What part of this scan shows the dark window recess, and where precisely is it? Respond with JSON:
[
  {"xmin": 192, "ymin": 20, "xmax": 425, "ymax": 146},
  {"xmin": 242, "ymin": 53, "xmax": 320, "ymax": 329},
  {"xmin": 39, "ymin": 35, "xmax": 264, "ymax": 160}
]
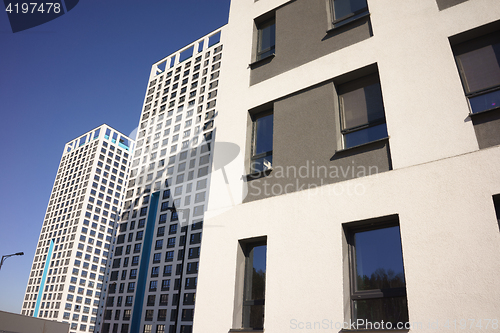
[{"xmin": 338, "ymin": 73, "xmax": 388, "ymax": 149}]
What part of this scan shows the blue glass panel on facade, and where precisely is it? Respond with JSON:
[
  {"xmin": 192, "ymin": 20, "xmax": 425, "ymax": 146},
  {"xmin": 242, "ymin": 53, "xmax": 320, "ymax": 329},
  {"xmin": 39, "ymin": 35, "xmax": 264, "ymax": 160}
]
[{"xmin": 34, "ymin": 240, "xmax": 54, "ymax": 317}]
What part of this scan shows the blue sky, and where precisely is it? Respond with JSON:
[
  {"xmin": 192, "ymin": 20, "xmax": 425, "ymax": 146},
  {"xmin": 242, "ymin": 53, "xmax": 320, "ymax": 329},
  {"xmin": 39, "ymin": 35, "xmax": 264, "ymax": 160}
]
[{"xmin": 0, "ymin": 0, "xmax": 230, "ymax": 314}]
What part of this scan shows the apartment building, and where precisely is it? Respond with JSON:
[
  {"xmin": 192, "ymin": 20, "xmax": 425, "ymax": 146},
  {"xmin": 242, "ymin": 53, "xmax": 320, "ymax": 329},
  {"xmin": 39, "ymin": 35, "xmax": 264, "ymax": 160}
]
[
  {"xmin": 100, "ymin": 28, "xmax": 224, "ymax": 333},
  {"xmin": 21, "ymin": 124, "xmax": 134, "ymax": 333},
  {"xmin": 194, "ymin": 0, "xmax": 500, "ymax": 332}
]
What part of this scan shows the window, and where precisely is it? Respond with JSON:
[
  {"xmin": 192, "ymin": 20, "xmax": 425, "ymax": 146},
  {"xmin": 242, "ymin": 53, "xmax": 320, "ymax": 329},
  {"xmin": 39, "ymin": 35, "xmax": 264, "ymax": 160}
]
[
  {"xmin": 158, "ymin": 311, "xmax": 167, "ymax": 322},
  {"xmin": 132, "ymin": 256, "xmax": 139, "ymax": 266},
  {"xmin": 190, "ymin": 233, "xmax": 201, "ymax": 245},
  {"xmin": 256, "ymin": 18, "xmax": 275, "ymax": 61},
  {"xmin": 251, "ymin": 111, "xmax": 273, "ymax": 173},
  {"xmin": 240, "ymin": 238, "xmax": 267, "ymax": 330},
  {"xmin": 183, "ymin": 293, "xmax": 195, "ymax": 305},
  {"xmin": 338, "ymin": 73, "xmax": 388, "ymax": 149},
  {"xmin": 329, "ymin": 0, "xmax": 368, "ymax": 28},
  {"xmin": 452, "ymin": 31, "xmax": 500, "ymax": 114},
  {"xmin": 145, "ymin": 310, "xmax": 154, "ymax": 321},
  {"xmin": 344, "ymin": 217, "xmax": 408, "ymax": 327},
  {"xmin": 162, "ymin": 279, "xmax": 170, "ymax": 291},
  {"xmin": 185, "ymin": 277, "xmax": 197, "ymax": 290},
  {"xmin": 159, "ymin": 294, "xmax": 168, "ymax": 306},
  {"xmin": 123, "ymin": 309, "xmax": 131, "ymax": 320},
  {"xmin": 181, "ymin": 309, "xmax": 194, "ymax": 321}
]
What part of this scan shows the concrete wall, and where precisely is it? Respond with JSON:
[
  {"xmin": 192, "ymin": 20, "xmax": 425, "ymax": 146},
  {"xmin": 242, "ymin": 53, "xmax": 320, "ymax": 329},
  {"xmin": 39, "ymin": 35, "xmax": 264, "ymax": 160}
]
[
  {"xmin": 198, "ymin": 149, "xmax": 500, "ymax": 332},
  {"xmin": 194, "ymin": 0, "xmax": 500, "ymax": 332},
  {"xmin": 0, "ymin": 311, "xmax": 69, "ymax": 333},
  {"xmin": 244, "ymin": 80, "xmax": 391, "ymax": 203},
  {"xmin": 250, "ymin": 0, "xmax": 372, "ymax": 85}
]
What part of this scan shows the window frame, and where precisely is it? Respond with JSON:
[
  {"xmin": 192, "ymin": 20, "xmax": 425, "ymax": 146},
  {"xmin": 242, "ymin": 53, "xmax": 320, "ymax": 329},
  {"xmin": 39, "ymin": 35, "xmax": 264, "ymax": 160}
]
[
  {"xmin": 255, "ymin": 17, "xmax": 276, "ymax": 62},
  {"xmin": 239, "ymin": 236, "xmax": 267, "ymax": 331},
  {"xmin": 337, "ymin": 72, "xmax": 388, "ymax": 150},
  {"xmin": 344, "ymin": 216, "xmax": 408, "ymax": 327},
  {"xmin": 452, "ymin": 31, "xmax": 500, "ymax": 115},
  {"xmin": 250, "ymin": 110, "xmax": 274, "ymax": 174},
  {"xmin": 328, "ymin": 0, "xmax": 369, "ymax": 30}
]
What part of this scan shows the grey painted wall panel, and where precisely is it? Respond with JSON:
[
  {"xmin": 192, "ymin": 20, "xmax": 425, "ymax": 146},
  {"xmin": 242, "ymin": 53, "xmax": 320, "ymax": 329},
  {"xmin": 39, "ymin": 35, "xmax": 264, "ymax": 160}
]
[
  {"xmin": 250, "ymin": 0, "xmax": 372, "ymax": 85},
  {"xmin": 472, "ymin": 111, "xmax": 500, "ymax": 149},
  {"xmin": 244, "ymin": 82, "xmax": 391, "ymax": 203}
]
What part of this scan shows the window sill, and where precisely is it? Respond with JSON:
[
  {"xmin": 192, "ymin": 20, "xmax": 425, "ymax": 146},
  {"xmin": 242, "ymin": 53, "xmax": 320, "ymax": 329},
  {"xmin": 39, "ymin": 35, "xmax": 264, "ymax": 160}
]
[
  {"xmin": 245, "ymin": 168, "xmax": 273, "ymax": 181},
  {"xmin": 327, "ymin": 11, "xmax": 370, "ymax": 33},
  {"xmin": 249, "ymin": 54, "xmax": 275, "ymax": 69},
  {"xmin": 334, "ymin": 137, "xmax": 389, "ymax": 155}
]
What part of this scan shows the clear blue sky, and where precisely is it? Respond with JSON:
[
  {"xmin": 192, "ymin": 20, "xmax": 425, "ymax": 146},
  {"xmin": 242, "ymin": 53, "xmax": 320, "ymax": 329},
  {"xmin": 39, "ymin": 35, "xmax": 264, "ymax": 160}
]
[{"xmin": 0, "ymin": 0, "xmax": 230, "ymax": 314}]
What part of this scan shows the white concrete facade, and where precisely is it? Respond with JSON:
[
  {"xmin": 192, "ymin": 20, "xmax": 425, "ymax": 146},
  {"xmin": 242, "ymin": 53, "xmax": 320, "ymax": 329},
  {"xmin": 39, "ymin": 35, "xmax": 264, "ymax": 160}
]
[
  {"xmin": 21, "ymin": 124, "xmax": 134, "ymax": 333},
  {"xmin": 194, "ymin": 0, "xmax": 500, "ymax": 332}
]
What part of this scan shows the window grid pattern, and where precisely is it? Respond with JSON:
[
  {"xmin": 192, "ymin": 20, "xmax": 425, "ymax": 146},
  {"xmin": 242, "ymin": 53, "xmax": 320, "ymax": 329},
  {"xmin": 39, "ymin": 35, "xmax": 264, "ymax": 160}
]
[
  {"xmin": 21, "ymin": 124, "xmax": 134, "ymax": 333},
  {"xmin": 101, "ymin": 30, "xmax": 223, "ymax": 333}
]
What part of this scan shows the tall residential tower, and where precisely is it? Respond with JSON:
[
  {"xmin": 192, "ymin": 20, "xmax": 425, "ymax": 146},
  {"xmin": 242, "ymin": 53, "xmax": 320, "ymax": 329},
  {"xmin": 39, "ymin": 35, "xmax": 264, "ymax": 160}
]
[
  {"xmin": 21, "ymin": 124, "xmax": 134, "ymax": 333},
  {"xmin": 100, "ymin": 28, "xmax": 224, "ymax": 333}
]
